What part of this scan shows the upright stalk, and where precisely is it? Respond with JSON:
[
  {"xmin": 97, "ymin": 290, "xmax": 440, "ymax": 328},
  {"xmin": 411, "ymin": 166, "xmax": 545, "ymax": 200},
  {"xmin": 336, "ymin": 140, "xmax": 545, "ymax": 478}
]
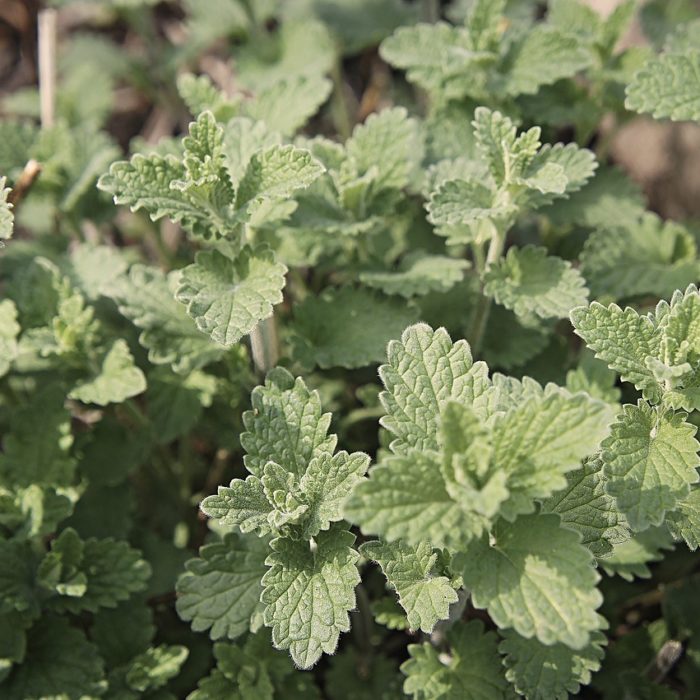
[
  {"xmin": 250, "ymin": 315, "xmax": 279, "ymax": 375},
  {"xmin": 38, "ymin": 9, "xmax": 58, "ymax": 128},
  {"xmin": 469, "ymin": 230, "xmax": 506, "ymax": 354}
]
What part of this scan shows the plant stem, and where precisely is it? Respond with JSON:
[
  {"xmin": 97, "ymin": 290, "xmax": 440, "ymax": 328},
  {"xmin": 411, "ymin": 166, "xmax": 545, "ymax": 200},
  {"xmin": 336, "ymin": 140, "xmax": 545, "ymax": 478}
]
[
  {"xmin": 469, "ymin": 231, "xmax": 505, "ymax": 354},
  {"xmin": 423, "ymin": 0, "xmax": 440, "ymax": 22},
  {"xmin": 250, "ymin": 315, "xmax": 279, "ymax": 375},
  {"xmin": 330, "ymin": 57, "xmax": 354, "ymax": 141},
  {"xmin": 38, "ymin": 9, "xmax": 58, "ymax": 128}
]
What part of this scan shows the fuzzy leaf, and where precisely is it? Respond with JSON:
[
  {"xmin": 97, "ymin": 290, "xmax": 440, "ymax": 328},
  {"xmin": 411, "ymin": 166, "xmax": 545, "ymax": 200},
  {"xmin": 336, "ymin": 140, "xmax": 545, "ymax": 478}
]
[
  {"xmin": 68, "ymin": 339, "xmax": 146, "ymax": 406},
  {"xmin": 379, "ymin": 324, "xmax": 490, "ymax": 454},
  {"xmin": 359, "ymin": 254, "xmax": 469, "ymax": 298},
  {"xmin": 108, "ymin": 265, "xmax": 225, "ymax": 374},
  {"xmin": 601, "ymin": 402, "xmax": 700, "ymax": 531},
  {"xmin": 485, "ymin": 245, "xmax": 589, "ymax": 321},
  {"xmin": 344, "ymin": 451, "xmax": 489, "ymax": 549},
  {"xmin": 501, "ymin": 26, "xmax": 592, "ymax": 96},
  {"xmin": 402, "ymin": 620, "xmax": 509, "ymax": 700},
  {"xmin": 667, "ymin": 487, "xmax": 700, "ymax": 550},
  {"xmin": 360, "ymin": 540, "xmax": 458, "ymax": 633},
  {"xmin": 460, "ymin": 513, "xmax": 602, "ymax": 648},
  {"xmin": 500, "ymin": 629, "xmax": 606, "ymax": 700},
  {"xmin": 0, "ymin": 300, "xmax": 20, "ymax": 378},
  {"xmin": 291, "ymin": 287, "xmax": 418, "ymax": 369},
  {"xmin": 261, "ymin": 526, "xmax": 359, "ymax": 669},
  {"xmin": 175, "ymin": 245, "xmax": 287, "ymax": 347},
  {"xmin": 241, "ymin": 368, "xmax": 336, "ymax": 478},
  {"xmin": 125, "ymin": 644, "xmax": 188, "ymax": 693},
  {"xmin": 176, "ymin": 532, "xmax": 267, "ymax": 640},
  {"xmin": 626, "ymin": 51, "xmax": 700, "ymax": 121},
  {"xmin": 599, "ymin": 527, "xmax": 675, "ymax": 580},
  {"xmin": 542, "ymin": 458, "xmax": 629, "ymax": 557},
  {"xmin": 570, "ymin": 302, "xmax": 662, "ymax": 398}
]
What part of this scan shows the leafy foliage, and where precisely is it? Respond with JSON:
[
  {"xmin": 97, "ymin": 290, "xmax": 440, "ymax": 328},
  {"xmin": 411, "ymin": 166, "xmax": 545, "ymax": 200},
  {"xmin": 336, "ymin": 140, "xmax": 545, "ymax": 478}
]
[{"xmin": 2, "ymin": 0, "xmax": 700, "ymax": 697}]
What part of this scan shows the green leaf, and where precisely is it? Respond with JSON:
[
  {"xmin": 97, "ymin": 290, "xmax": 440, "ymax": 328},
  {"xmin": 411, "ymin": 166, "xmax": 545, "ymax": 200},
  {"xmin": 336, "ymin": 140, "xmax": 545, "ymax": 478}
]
[
  {"xmin": 92, "ymin": 599, "xmax": 155, "ymax": 668},
  {"xmin": 402, "ymin": 620, "xmax": 509, "ymax": 700},
  {"xmin": 245, "ymin": 75, "xmax": 333, "ymax": 136},
  {"xmin": 176, "ymin": 533, "xmax": 268, "ymax": 640},
  {"xmin": 241, "ymin": 368, "xmax": 336, "ymax": 478},
  {"xmin": 344, "ymin": 107, "xmax": 424, "ymax": 192},
  {"xmin": 599, "ymin": 527, "xmax": 675, "ymax": 580},
  {"xmin": 0, "ymin": 299, "xmax": 20, "ymax": 378},
  {"xmin": 570, "ymin": 302, "xmax": 662, "ymax": 398},
  {"xmin": 0, "ymin": 177, "xmax": 13, "ymax": 240},
  {"xmin": 500, "ymin": 629, "xmax": 606, "ymax": 700},
  {"xmin": 491, "ymin": 390, "xmax": 613, "ymax": 519},
  {"xmin": 67, "ymin": 244, "xmax": 128, "ymax": 301},
  {"xmin": 175, "ymin": 245, "xmax": 287, "ymax": 347},
  {"xmin": 235, "ymin": 144, "xmax": 325, "ymax": 210},
  {"xmin": 427, "ymin": 179, "xmax": 508, "ymax": 227},
  {"xmin": 459, "ymin": 513, "xmax": 602, "ymax": 648},
  {"xmin": 581, "ymin": 214, "xmax": 699, "ymax": 300},
  {"xmin": 601, "ymin": 402, "xmax": 700, "ymax": 531},
  {"xmin": 542, "ymin": 458, "xmax": 629, "ymax": 557},
  {"xmin": 107, "ymin": 265, "xmax": 225, "ymax": 374},
  {"xmin": 68, "ymin": 339, "xmax": 147, "ymax": 406},
  {"xmin": 626, "ymin": 50, "xmax": 700, "ymax": 121},
  {"xmin": 667, "ymin": 487, "xmax": 700, "ymax": 550},
  {"xmin": 2, "ymin": 616, "xmax": 106, "ymax": 700},
  {"xmin": 125, "ymin": 644, "xmax": 188, "ymax": 693},
  {"xmin": 359, "ymin": 253, "xmax": 469, "ymax": 298},
  {"xmin": 360, "ymin": 540, "xmax": 458, "ymax": 633},
  {"xmin": 291, "ymin": 287, "xmax": 418, "ymax": 369},
  {"xmin": 484, "ymin": 245, "xmax": 589, "ymax": 321},
  {"xmin": 299, "ymin": 451, "xmax": 370, "ymax": 538},
  {"xmin": 200, "ymin": 474, "xmax": 274, "ymax": 535},
  {"xmin": 379, "ymin": 324, "xmax": 490, "ymax": 454},
  {"xmin": 261, "ymin": 526, "xmax": 359, "ymax": 669},
  {"xmin": 344, "ymin": 451, "xmax": 488, "ymax": 549},
  {"xmin": 0, "ymin": 540, "xmax": 38, "ymax": 617},
  {"xmin": 501, "ymin": 26, "xmax": 592, "ymax": 96}
]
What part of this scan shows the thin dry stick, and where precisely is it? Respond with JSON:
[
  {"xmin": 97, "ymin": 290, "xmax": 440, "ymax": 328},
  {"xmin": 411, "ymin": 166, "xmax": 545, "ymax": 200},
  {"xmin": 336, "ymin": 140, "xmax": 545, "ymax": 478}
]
[
  {"xmin": 8, "ymin": 159, "xmax": 42, "ymax": 207},
  {"xmin": 38, "ymin": 8, "xmax": 58, "ymax": 128}
]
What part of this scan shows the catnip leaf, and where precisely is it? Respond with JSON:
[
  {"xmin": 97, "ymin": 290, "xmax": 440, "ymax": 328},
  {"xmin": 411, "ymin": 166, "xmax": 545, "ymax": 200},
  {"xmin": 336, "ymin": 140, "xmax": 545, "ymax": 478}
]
[
  {"xmin": 125, "ymin": 644, "xmax": 188, "ymax": 693},
  {"xmin": 344, "ymin": 451, "xmax": 489, "ymax": 549},
  {"xmin": 601, "ymin": 402, "xmax": 700, "ymax": 531},
  {"xmin": 235, "ymin": 144, "xmax": 324, "ymax": 211},
  {"xmin": 66, "ymin": 244, "xmax": 128, "ymax": 301},
  {"xmin": 460, "ymin": 513, "xmax": 602, "ymax": 648},
  {"xmin": 261, "ymin": 526, "xmax": 359, "ymax": 669},
  {"xmin": 484, "ymin": 245, "xmax": 589, "ymax": 321},
  {"xmin": 200, "ymin": 475, "xmax": 273, "ymax": 534},
  {"xmin": 666, "ymin": 487, "xmax": 700, "ymax": 550},
  {"xmin": 599, "ymin": 527, "xmax": 675, "ymax": 580},
  {"xmin": 291, "ymin": 287, "xmax": 418, "ymax": 369},
  {"xmin": 379, "ymin": 324, "xmax": 490, "ymax": 454},
  {"xmin": 69, "ymin": 339, "xmax": 147, "ymax": 406},
  {"xmin": 359, "ymin": 253, "xmax": 469, "ymax": 298},
  {"xmin": 491, "ymin": 391, "xmax": 612, "ymax": 519},
  {"xmin": 542, "ymin": 458, "xmax": 629, "ymax": 557},
  {"xmin": 570, "ymin": 302, "xmax": 662, "ymax": 398},
  {"xmin": 0, "ymin": 540, "xmax": 38, "ymax": 617},
  {"xmin": 245, "ymin": 74, "xmax": 333, "ymax": 136},
  {"xmin": 176, "ymin": 533, "xmax": 268, "ymax": 640},
  {"xmin": 240, "ymin": 368, "xmax": 336, "ymax": 478},
  {"xmin": 299, "ymin": 451, "xmax": 370, "ymax": 538},
  {"xmin": 0, "ymin": 299, "xmax": 20, "ymax": 378},
  {"xmin": 0, "ymin": 177, "xmax": 13, "ymax": 240},
  {"xmin": 2, "ymin": 616, "xmax": 106, "ymax": 700},
  {"xmin": 360, "ymin": 540, "xmax": 458, "ymax": 633},
  {"xmin": 402, "ymin": 620, "xmax": 509, "ymax": 700},
  {"xmin": 626, "ymin": 51, "xmax": 700, "ymax": 121},
  {"xmin": 427, "ymin": 179, "xmax": 508, "ymax": 227},
  {"xmin": 500, "ymin": 629, "xmax": 607, "ymax": 700},
  {"xmin": 107, "ymin": 265, "xmax": 225, "ymax": 374},
  {"xmin": 581, "ymin": 214, "xmax": 700, "ymax": 300},
  {"xmin": 501, "ymin": 26, "xmax": 592, "ymax": 96},
  {"xmin": 344, "ymin": 107, "xmax": 424, "ymax": 192},
  {"xmin": 175, "ymin": 245, "xmax": 287, "ymax": 347}
]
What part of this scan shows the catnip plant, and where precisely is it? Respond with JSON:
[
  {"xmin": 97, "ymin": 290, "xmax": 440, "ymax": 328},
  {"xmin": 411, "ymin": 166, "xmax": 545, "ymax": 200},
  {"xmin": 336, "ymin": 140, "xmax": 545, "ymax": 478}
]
[{"xmin": 0, "ymin": 0, "xmax": 699, "ymax": 698}]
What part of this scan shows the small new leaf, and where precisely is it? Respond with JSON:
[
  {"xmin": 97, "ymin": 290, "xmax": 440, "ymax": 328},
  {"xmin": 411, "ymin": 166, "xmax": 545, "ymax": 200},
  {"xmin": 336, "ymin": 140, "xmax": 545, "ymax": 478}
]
[{"xmin": 360, "ymin": 540, "xmax": 458, "ymax": 633}]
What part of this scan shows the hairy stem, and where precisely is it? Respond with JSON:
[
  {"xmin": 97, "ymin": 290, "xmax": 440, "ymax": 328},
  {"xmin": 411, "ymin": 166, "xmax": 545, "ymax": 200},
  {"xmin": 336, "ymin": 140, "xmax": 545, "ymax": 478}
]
[
  {"xmin": 469, "ymin": 230, "xmax": 505, "ymax": 354},
  {"xmin": 38, "ymin": 9, "xmax": 58, "ymax": 128},
  {"xmin": 250, "ymin": 315, "xmax": 279, "ymax": 375}
]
